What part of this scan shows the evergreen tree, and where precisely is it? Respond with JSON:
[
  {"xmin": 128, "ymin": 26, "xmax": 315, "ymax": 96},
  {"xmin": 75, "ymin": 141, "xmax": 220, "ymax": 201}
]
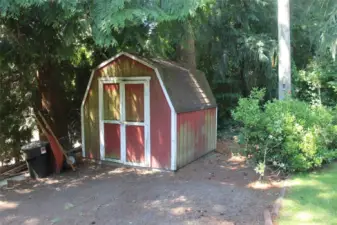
[{"xmin": 0, "ymin": 0, "xmax": 211, "ymax": 159}]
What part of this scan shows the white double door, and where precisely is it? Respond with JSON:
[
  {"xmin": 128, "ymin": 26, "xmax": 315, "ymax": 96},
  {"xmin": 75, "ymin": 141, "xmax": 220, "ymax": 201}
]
[{"xmin": 99, "ymin": 77, "xmax": 150, "ymax": 166}]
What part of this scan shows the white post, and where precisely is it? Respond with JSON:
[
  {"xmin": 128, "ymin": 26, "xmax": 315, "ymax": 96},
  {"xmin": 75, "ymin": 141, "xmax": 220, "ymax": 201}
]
[{"xmin": 278, "ymin": 0, "xmax": 291, "ymax": 100}]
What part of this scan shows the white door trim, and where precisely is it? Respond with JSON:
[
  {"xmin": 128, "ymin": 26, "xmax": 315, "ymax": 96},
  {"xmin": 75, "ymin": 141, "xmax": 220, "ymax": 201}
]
[
  {"xmin": 99, "ymin": 80, "xmax": 105, "ymax": 161},
  {"xmin": 98, "ymin": 77, "xmax": 151, "ymax": 167},
  {"xmin": 101, "ymin": 77, "xmax": 151, "ymax": 82}
]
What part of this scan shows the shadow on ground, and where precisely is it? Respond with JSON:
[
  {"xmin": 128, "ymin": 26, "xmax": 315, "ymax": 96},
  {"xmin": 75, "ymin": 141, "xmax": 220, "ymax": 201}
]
[{"xmin": 0, "ymin": 141, "xmax": 281, "ymax": 225}]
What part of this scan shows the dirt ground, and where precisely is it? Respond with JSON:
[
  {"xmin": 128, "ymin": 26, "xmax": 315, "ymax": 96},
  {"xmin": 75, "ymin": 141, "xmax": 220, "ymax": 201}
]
[{"xmin": 0, "ymin": 140, "xmax": 281, "ymax": 225}]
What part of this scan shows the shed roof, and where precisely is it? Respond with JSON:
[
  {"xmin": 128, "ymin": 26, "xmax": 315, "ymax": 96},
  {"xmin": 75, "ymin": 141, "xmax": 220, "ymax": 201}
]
[{"xmin": 91, "ymin": 52, "xmax": 217, "ymax": 113}]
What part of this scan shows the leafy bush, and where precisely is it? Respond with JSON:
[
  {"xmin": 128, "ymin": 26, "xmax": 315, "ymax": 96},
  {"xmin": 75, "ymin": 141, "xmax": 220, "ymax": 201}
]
[
  {"xmin": 233, "ymin": 89, "xmax": 337, "ymax": 175},
  {"xmin": 294, "ymin": 56, "xmax": 337, "ymax": 106}
]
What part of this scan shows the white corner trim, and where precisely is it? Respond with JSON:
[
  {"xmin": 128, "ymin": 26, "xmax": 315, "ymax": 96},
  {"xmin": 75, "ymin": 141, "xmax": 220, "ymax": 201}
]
[
  {"xmin": 81, "ymin": 70, "xmax": 95, "ymax": 110},
  {"xmin": 81, "ymin": 106, "xmax": 85, "ymax": 157},
  {"xmin": 120, "ymin": 82, "xmax": 127, "ymax": 163},
  {"xmin": 170, "ymin": 111, "xmax": 177, "ymax": 171},
  {"xmin": 96, "ymin": 52, "xmax": 126, "ymax": 70},
  {"xmin": 98, "ymin": 80, "xmax": 105, "ymax": 160},
  {"xmin": 80, "ymin": 70, "xmax": 95, "ymax": 158},
  {"xmin": 215, "ymin": 107, "xmax": 218, "ymax": 150},
  {"xmin": 145, "ymin": 80, "xmax": 151, "ymax": 167}
]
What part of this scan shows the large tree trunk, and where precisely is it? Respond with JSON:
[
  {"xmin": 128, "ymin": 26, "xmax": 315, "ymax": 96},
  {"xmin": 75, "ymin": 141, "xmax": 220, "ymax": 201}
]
[
  {"xmin": 278, "ymin": 0, "xmax": 291, "ymax": 99},
  {"xmin": 176, "ymin": 20, "xmax": 197, "ymax": 72},
  {"xmin": 239, "ymin": 62, "xmax": 249, "ymax": 97},
  {"xmin": 35, "ymin": 61, "xmax": 69, "ymax": 141}
]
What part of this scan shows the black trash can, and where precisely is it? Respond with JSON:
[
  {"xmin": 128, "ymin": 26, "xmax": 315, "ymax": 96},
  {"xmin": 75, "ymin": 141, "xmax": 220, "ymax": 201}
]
[{"xmin": 21, "ymin": 141, "xmax": 52, "ymax": 179}]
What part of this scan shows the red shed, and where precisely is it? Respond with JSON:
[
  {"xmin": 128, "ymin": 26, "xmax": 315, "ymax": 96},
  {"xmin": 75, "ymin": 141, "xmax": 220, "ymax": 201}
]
[{"xmin": 81, "ymin": 52, "xmax": 217, "ymax": 170}]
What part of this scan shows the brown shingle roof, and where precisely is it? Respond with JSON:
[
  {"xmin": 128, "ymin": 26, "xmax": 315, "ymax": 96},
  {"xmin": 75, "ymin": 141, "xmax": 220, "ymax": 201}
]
[
  {"xmin": 149, "ymin": 58, "xmax": 217, "ymax": 113},
  {"xmin": 93, "ymin": 52, "xmax": 217, "ymax": 113}
]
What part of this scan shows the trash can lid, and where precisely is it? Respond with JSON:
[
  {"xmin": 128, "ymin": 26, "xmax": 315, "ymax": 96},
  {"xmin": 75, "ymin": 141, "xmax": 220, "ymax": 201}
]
[{"xmin": 21, "ymin": 141, "xmax": 49, "ymax": 151}]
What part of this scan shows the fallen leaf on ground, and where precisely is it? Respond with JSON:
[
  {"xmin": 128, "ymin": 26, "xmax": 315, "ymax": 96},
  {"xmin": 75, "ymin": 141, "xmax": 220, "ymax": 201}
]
[{"xmin": 64, "ymin": 202, "xmax": 74, "ymax": 210}]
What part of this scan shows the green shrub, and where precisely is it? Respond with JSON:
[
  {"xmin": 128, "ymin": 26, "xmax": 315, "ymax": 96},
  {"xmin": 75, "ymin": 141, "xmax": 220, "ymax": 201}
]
[
  {"xmin": 294, "ymin": 56, "xmax": 337, "ymax": 107},
  {"xmin": 232, "ymin": 89, "xmax": 337, "ymax": 175}
]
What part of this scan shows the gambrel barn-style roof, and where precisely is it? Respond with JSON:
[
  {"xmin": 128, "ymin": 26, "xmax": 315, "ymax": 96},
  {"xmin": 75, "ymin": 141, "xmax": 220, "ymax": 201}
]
[
  {"xmin": 83, "ymin": 52, "xmax": 216, "ymax": 113},
  {"xmin": 81, "ymin": 52, "xmax": 217, "ymax": 170}
]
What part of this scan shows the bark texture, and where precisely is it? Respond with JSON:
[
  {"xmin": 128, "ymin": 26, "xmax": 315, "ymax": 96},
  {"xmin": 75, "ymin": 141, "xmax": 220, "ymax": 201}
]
[
  {"xmin": 35, "ymin": 62, "xmax": 68, "ymax": 140},
  {"xmin": 176, "ymin": 20, "xmax": 197, "ymax": 72}
]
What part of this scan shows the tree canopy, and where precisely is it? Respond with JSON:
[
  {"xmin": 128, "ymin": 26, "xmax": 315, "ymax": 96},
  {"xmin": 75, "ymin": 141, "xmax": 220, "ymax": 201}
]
[{"xmin": 0, "ymin": 0, "xmax": 336, "ymax": 163}]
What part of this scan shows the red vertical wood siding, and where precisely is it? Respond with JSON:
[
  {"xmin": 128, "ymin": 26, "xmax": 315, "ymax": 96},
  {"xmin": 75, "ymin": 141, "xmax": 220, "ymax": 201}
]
[
  {"xmin": 176, "ymin": 108, "xmax": 217, "ymax": 169},
  {"xmin": 150, "ymin": 75, "xmax": 171, "ymax": 169},
  {"xmin": 104, "ymin": 124, "xmax": 121, "ymax": 159},
  {"xmin": 126, "ymin": 126, "xmax": 145, "ymax": 163}
]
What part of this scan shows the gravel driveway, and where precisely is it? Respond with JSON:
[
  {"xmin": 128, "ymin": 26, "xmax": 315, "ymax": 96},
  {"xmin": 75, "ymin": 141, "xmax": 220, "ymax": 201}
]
[{"xmin": 0, "ymin": 148, "xmax": 280, "ymax": 225}]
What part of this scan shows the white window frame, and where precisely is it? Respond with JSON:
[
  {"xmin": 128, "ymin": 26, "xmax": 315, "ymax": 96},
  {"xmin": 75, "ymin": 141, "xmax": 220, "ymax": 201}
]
[{"xmin": 98, "ymin": 77, "xmax": 151, "ymax": 167}]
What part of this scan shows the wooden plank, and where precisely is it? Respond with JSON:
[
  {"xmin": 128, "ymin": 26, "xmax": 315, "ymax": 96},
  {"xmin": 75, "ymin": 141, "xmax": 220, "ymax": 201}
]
[
  {"xmin": 36, "ymin": 112, "xmax": 76, "ymax": 171},
  {"xmin": 0, "ymin": 164, "xmax": 26, "ymax": 177},
  {"xmin": 35, "ymin": 117, "xmax": 64, "ymax": 172}
]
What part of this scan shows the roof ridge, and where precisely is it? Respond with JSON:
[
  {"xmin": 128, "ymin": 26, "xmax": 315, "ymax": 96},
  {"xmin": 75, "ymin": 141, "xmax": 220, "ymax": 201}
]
[{"xmin": 150, "ymin": 58, "xmax": 190, "ymax": 73}]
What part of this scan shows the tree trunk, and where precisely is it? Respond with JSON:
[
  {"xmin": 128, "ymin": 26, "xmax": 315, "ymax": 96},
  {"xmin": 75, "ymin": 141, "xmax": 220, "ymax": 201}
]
[
  {"xmin": 176, "ymin": 20, "xmax": 197, "ymax": 72},
  {"xmin": 239, "ymin": 61, "xmax": 249, "ymax": 97},
  {"xmin": 35, "ymin": 62, "xmax": 69, "ymax": 141},
  {"xmin": 278, "ymin": 0, "xmax": 291, "ymax": 99}
]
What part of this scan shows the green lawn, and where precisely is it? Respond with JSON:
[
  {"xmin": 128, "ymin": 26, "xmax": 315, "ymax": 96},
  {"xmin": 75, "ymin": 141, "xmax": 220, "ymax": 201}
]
[{"xmin": 278, "ymin": 163, "xmax": 337, "ymax": 225}]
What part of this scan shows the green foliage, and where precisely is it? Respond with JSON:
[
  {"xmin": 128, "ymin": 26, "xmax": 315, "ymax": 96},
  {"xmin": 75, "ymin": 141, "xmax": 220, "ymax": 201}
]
[
  {"xmin": 233, "ymin": 89, "xmax": 337, "ymax": 174},
  {"xmin": 194, "ymin": 0, "xmax": 278, "ymax": 128},
  {"xmin": 294, "ymin": 56, "xmax": 337, "ymax": 106},
  {"xmin": 0, "ymin": 0, "xmax": 212, "ymax": 161},
  {"xmin": 0, "ymin": 0, "xmax": 212, "ymax": 47},
  {"xmin": 292, "ymin": 0, "xmax": 337, "ymax": 59},
  {"xmin": 1, "ymin": 0, "xmax": 337, "ymax": 168},
  {"xmin": 0, "ymin": 0, "xmax": 95, "ymax": 159},
  {"xmin": 0, "ymin": 66, "xmax": 33, "ymax": 163},
  {"xmin": 143, "ymin": 1, "xmax": 279, "ymax": 128}
]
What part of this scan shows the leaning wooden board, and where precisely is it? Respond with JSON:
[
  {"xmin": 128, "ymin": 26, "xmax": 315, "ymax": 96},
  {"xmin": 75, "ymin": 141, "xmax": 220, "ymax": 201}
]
[{"xmin": 36, "ymin": 112, "xmax": 76, "ymax": 171}]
